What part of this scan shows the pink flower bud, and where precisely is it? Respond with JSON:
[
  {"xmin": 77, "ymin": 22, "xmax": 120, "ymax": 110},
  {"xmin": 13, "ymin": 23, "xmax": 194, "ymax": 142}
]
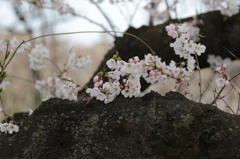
[
  {"xmin": 93, "ymin": 75, "xmax": 99, "ymax": 82},
  {"xmin": 129, "ymin": 59, "xmax": 134, "ymax": 63},
  {"xmin": 134, "ymin": 56, "xmax": 139, "ymax": 62},
  {"xmin": 223, "ymin": 64, "xmax": 227, "ymax": 69},
  {"xmin": 224, "ymin": 80, "xmax": 230, "ymax": 86},
  {"xmin": 149, "ymin": 70, "xmax": 156, "ymax": 77}
]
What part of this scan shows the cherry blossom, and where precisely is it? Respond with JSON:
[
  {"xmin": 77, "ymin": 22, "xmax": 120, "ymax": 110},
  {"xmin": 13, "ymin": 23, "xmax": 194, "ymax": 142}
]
[
  {"xmin": 184, "ymin": 40, "xmax": 196, "ymax": 54},
  {"xmin": 207, "ymin": 54, "xmax": 232, "ymax": 70},
  {"xmin": 60, "ymin": 81, "xmax": 78, "ymax": 101},
  {"xmin": 0, "ymin": 37, "xmax": 30, "ymax": 54},
  {"xmin": 203, "ymin": 0, "xmax": 239, "ymax": 17},
  {"xmin": 178, "ymin": 23, "xmax": 190, "ymax": 33},
  {"xmin": 67, "ymin": 52, "xmax": 92, "ymax": 72},
  {"xmin": 195, "ymin": 43, "xmax": 206, "ymax": 56},
  {"xmin": 0, "ymin": 123, "xmax": 19, "ymax": 134},
  {"xmin": 28, "ymin": 44, "xmax": 49, "ymax": 70},
  {"xmin": 215, "ymin": 78, "xmax": 226, "ymax": 87},
  {"xmin": 35, "ymin": 73, "xmax": 74, "ymax": 101}
]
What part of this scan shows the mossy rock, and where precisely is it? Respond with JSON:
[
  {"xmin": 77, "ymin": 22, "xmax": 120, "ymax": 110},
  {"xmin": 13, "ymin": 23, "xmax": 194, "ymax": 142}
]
[{"xmin": 0, "ymin": 91, "xmax": 240, "ymax": 158}]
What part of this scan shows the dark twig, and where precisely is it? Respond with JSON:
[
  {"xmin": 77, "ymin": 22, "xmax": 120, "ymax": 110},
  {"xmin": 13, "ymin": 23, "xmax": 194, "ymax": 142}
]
[
  {"xmin": 3, "ymin": 30, "xmax": 155, "ymax": 73},
  {"xmin": 129, "ymin": 0, "xmax": 141, "ymax": 26},
  {"xmin": 165, "ymin": 0, "xmax": 172, "ymax": 20},
  {"xmin": 194, "ymin": 53, "xmax": 202, "ymax": 103},
  {"xmin": 45, "ymin": 58, "xmax": 63, "ymax": 74},
  {"xmin": 224, "ymin": 47, "xmax": 240, "ymax": 61},
  {"xmin": 94, "ymin": 3, "xmax": 117, "ymax": 37},
  {"xmin": 63, "ymin": 47, "xmax": 74, "ymax": 72},
  {"xmin": 211, "ymin": 71, "xmax": 240, "ymax": 105},
  {"xmin": 7, "ymin": 75, "xmax": 35, "ymax": 84},
  {"xmin": 220, "ymin": 96, "xmax": 235, "ymax": 114}
]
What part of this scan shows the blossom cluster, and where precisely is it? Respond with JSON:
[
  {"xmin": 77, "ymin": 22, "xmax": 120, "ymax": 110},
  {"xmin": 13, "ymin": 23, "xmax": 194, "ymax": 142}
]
[
  {"xmin": 144, "ymin": 0, "xmax": 179, "ymax": 22},
  {"xmin": 207, "ymin": 54, "xmax": 232, "ymax": 70},
  {"xmin": 207, "ymin": 54, "xmax": 232, "ymax": 87},
  {"xmin": 67, "ymin": 52, "xmax": 92, "ymax": 72},
  {"xmin": 203, "ymin": 0, "xmax": 239, "ymax": 17},
  {"xmin": 215, "ymin": 64, "xmax": 230, "ymax": 87},
  {"xmin": 10, "ymin": 0, "xmax": 75, "ymax": 14},
  {"xmin": 86, "ymin": 22, "xmax": 207, "ymax": 104},
  {"xmin": 35, "ymin": 74, "xmax": 78, "ymax": 101},
  {"xmin": 60, "ymin": 79, "xmax": 78, "ymax": 101},
  {"xmin": 28, "ymin": 44, "xmax": 50, "ymax": 70},
  {"xmin": 86, "ymin": 55, "xmax": 142, "ymax": 104},
  {"xmin": 141, "ymin": 54, "xmax": 192, "ymax": 90},
  {"xmin": 27, "ymin": 43, "xmax": 92, "ymax": 101},
  {"xmin": 89, "ymin": 0, "xmax": 133, "ymax": 4},
  {"xmin": 0, "ymin": 122, "xmax": 19, "ymax": 134},
  {"xmin": 35, "ymin": 74, "xmax": 65, "ymax": 100},
  {"xmin": 51, "ymin": 0, "xmax": 75, "ymax": 14},
  {"xmin": 0, "ymin": 109, "xmax": 19, "ymax": 134},
  {"xmin": 166, "ymin": 22, "xmax": 206, "ymax": 72},
  {"xmin": 0, "ymin": 37, "xmax": 30, "ymax": 54},
  {"xmin": 86, "ymin": 53, "xmax": 191, "ymax": 104}
]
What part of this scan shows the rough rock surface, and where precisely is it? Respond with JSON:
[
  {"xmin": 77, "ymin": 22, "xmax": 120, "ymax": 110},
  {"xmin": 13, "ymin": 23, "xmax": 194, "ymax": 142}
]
[{"xmin": 1, "ymin": 91, "xmax": 240, "ymax": 159}]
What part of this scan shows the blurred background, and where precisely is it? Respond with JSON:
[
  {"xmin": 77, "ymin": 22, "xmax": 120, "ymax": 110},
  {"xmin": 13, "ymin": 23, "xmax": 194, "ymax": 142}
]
[{"xmin": 0, "ymin": 0, "xmax": 239, "ymax": 120}]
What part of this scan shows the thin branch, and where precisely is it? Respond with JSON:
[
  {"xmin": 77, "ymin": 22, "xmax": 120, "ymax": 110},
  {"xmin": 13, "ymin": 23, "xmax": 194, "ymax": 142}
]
[
  {"xmin": 210, "ymin": 71, "xmax": 240, "ymax": 105},
  {"xmin": 194, "ymin": 53, "xmax": 202, "ymax": 103},
  {"xmin": 3, "ymin": 40, "xmax": 25, "ymax": 71},
  {"xmin": 223, "ymin": 47, "xmax": 240, "ymax": 61},
  {"xmin": 212, "ymin": 89, "xmax": 218, "ymax": 107},
  {"xmin": 211, "ymin": 86, "xmax": 225, "ymax": 105},
  {"xmin": 63, "ymin": 47, "xmax": 74, "ymax": 72},
  {"xmin": 122, "ymin": 0, "xmax": 131, "ymax": 23},
  {"xmin": 74, "ymin": 14, "xmax": 115, "ymax": 37},
  {"xmin": 7, "ymin": 75, "xmax": 35, "ymax": 84},
  {"xmin": 45, "ymin": 58, "xmax": 63, "ymax": 74},
  {"xmin": 232, "ymin": 87, "xmax": 240, "ymax": 115},
  {"xmin": 237, "ymin": 95, "xmax": 240, "ymax": 115},
  {"xmin": 2, "ymin": 30, "xmax": 155, "ymax": 72},
  {"xmin": 220, "ymin": 96, "xmax": 235, "ymax": 114},
  {"xmin": 94, "ymin": 3, "xmax": 117, "ymax": 37},
  {"xmin": 116, "ymin": 2, "xmax": 129, "ymax": 25},
  {"xmin": 216, "ymin": 85, "xmax": 234, "ymax": 101},
  {"xmin": 2, "ymin": 42, "xmax": 10, "ymax": 70},
  {"xmin": 200, "ymin": 78, "xmax": 212, "ymax": 99},
  {"xmin": 181, "ymin": 82, "xmax": 193, "ymax": 100},
  {"xmin": 164, "ymin": 0, "xmax": 172, "ymax": 20},
  {"xmin": 129, "ymin": 0, "xmax": 142, "ymax": 26},
  {"xmin": 37, "ymin": 5, "xmax": 115, "ymax": 37}
]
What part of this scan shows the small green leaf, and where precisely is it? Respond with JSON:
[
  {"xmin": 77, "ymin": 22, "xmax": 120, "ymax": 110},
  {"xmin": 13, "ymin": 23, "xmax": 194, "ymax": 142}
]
[{"xmin": 2, "ymin": 71, "xmax": 7, "ymax": 78}]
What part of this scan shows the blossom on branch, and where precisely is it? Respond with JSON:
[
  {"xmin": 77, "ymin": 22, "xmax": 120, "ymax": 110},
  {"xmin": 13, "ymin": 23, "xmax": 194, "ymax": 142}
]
[{"xmin": 28, "ymin": 44, "xmax": 49, "ymax": 70}]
